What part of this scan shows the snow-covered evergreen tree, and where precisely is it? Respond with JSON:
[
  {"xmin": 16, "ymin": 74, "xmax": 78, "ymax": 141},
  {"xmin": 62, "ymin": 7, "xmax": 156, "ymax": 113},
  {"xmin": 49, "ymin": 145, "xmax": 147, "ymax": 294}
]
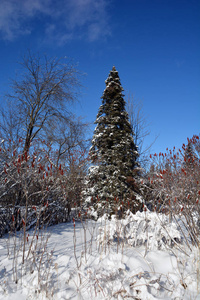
[
  {"xmin": 184, "ymin": 139, "xmax": 197, "ymax": 170},
  {"xmin": 84, "ymin": 66, "xmax": 141, "ymax": 216}
]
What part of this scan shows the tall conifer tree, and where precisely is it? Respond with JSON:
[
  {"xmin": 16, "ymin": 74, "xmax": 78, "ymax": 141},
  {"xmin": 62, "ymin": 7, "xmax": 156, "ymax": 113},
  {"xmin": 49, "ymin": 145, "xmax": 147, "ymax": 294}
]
[
  {"xmin": 84, "ymin": 67, "xmax": 141, "ymax": 215},
  {"xmin": 184, "ymin": 140, "xmax": 197, "ymax": 170}
]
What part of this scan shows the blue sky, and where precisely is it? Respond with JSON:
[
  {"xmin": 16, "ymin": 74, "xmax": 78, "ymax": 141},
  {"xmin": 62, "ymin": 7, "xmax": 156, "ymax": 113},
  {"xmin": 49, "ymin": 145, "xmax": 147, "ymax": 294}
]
[{"xmin": 0, "ymin": 0, "xmax": 199, "ymax": 155}]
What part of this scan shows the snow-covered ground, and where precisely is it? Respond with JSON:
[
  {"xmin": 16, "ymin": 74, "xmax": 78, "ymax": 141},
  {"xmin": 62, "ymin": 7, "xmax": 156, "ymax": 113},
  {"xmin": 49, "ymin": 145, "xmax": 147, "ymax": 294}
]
[{"xmin": 0, "ymin": 210, "xmax": 199, "ymax": 299}]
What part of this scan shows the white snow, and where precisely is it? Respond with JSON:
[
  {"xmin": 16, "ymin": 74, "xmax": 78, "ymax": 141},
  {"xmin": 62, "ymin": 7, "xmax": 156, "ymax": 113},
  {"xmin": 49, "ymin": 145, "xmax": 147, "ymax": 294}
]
[{"xmin": 0, "ymin": 211, "xmax": 199, "ymax": 299}]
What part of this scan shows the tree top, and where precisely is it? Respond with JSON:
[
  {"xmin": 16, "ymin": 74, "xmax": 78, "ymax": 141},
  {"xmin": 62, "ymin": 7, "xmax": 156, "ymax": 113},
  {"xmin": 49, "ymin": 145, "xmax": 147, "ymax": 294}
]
[{"xmin": 112, "ymin": 66, "xmax": 117, "ymax": 72}]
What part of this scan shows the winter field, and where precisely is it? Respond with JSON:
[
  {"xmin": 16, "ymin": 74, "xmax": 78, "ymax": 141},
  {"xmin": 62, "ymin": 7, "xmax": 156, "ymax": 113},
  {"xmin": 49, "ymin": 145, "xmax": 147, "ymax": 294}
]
[
  {"xmin": 0, "ymin": 55, "xmax": 199, "ymax": 300},
  {"xmin": 0, "ymin": 209, "xmax": 199, "ymax": 300}
]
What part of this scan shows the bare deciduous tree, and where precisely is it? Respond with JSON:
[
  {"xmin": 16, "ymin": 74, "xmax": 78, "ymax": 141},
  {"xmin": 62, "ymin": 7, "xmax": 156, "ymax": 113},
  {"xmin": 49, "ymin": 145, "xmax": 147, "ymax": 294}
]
[
  {"xmin": 0, "ymin": 52, "xmax": 89, "ymax": 227},
  {"xmin": 4, "ymin": 51, "xmax": 80, "ymax": 153},
  {"xmin": 126, "ymin": 93, "xmax": 157, "ymax": 170}
]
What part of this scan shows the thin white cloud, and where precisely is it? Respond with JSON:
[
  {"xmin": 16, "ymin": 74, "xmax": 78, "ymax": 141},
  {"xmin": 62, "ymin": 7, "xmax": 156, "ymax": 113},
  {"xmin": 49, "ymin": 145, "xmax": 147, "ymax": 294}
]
[
  {"xmin": 0, "ymin": 0, "xmax": 111, "ymax": 42},
  {"xmin": 0, "ymin": 1, "xmax": 23, "ymax": 40},
  {"xmin": 0, "ymin": 0, "xmax": 51, "ymax": 40}
]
